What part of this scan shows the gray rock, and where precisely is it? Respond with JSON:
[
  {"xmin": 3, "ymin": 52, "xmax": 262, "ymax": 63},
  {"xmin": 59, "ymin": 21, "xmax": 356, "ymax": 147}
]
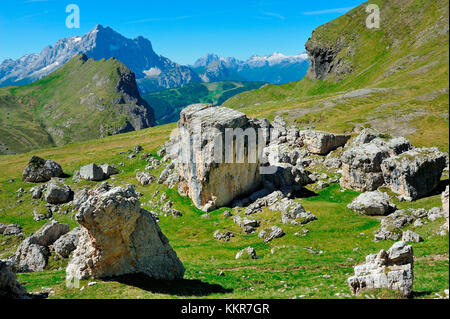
[
  {"xmin": 381, "ymin": 148, "xmax": 446, "ymax": 200},
  {"xmin": 348, "ymin": 241, "xmax": 414, "ymax": 297},
  {"xmin": 1, "ymin": 224, "xmax": 23, "ymax": 237},
  {"xmin": 442, "ymin": 186, "xmax": 449, "ymax": 233},
  {"xmin": 66, "ymin": 184, "xmax": 185, "ymax": 280},
  {"xmin": 233, "ymin": 215, "xmax": 260, "ymax": 233},
  {"xmin": 44, "ymin": 178, "xmax": 72, "ymax": 204},
  {"xmin": 136, "ymin": 172, "xmax": 156, "ymax": 186},
  {"xmin": 300, "ymin": 130, "xmax": 351, "ymax": 155},
  {"xmin": 0, "ymin": 260, "xmax": 28, "ymax": 299},
  {"xmin": 347, "ymin": 191, "xmax": 396, "ymax": 216},
  {"xmin": 427, "ymin": 207, "xmax": 444, "ymax": 221},
  {"xmin": 33, "ymin": 209, "xmax": 52, "ymax": 222},
  {"xmin": 14, "ymin": 221, "xmax": 69, "ymax": 272},
  {"xmin": 213, "ymin": 230, "xmax": 234, "ymax": 242},
  {"xmin": 30, "ymin": 186, "xmax": 44, "ymax": 199},
  {"xmin": 80, "ymin": 163, "xmax": 105, "ymax": 181},
  {"xmin": 100, "ymin": 164, "xmax": 119, "ymax": 177},
  {"xmin": 269, "ymin": 198, "xmax": 317, "ymax": 225},
  {"xmin": 52, "ymin": 228, "xmax": 80, "ymax": 258},
  {"xmin": 258, "ymin": 226, "xmax": 285, "ymax": 243},
  {"xmin": 244, "ymin": 191, "xmax": 282, "ymax": 215},
  {"xmin": 402, "ymin": 230, "xmax": 423, "ymax": 243},
  {"xmin": 22, "ymin": 156, "xmax": 63, "ymax": 183},
  {"xmin": 235, "ymin": 247, "xmax": 258, "ymax": 260},
  {"xmin": 324, "ymin": 157, "xmax": 342, "ymax": 169}
]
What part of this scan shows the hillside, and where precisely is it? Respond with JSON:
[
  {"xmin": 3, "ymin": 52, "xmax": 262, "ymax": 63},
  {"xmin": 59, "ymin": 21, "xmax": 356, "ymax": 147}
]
[
  {"xmin": 0, "ymin": 54, "xmax": 154, "ymax": 155},
  {"xmin": 224, "ymin": 0, "xmax": 449, "ymax": 152},
  {"xmin": 142, "ymin": 81, "xmax": 264, "ymax": 125}
]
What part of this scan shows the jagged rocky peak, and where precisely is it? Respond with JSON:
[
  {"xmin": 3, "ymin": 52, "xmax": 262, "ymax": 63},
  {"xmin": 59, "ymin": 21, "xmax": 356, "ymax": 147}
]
[{"xmin": 0, "ymin": 25, "xmax": 199, "ymax": 91}]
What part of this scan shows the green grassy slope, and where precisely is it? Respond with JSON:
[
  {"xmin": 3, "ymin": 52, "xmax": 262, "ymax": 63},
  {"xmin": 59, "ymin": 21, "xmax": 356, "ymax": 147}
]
[
  {"xmin": 142, "ymin": 81, "xmax": 265, "ymax": 125},
  {"xmin": 0, "ymin": 54, "xmax": 154, "ymax": 155},
  {"xmin": 0, "ymin": 125, "xmax": 447, "ymax": 299},
  {"xmin": 224, "ymin": 0, "xmax": 449, "ymax": 152}
]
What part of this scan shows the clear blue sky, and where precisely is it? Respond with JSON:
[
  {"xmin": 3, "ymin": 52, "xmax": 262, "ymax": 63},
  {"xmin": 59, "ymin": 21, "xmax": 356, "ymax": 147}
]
[{"xmin": 0, "ymin": 0, "xmax": 365, "ymax": 65}]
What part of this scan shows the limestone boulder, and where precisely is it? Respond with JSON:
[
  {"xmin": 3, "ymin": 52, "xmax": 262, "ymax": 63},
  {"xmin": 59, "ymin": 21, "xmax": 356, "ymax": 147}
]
[
  {"xmin": 381, "ymin": 148, "xmax": 446, "ymax": 200},
  {"xmin": 402, "ymin": 230, "xmax": 423, "ymax": 243},
  {"xmin": 258, "ymin": 226, "xmax": 285, "ymax": 243},
  {"xmin": 347, "ymin": 191, "xmax": 396, "ymax": 216},
  {"xmin": 14, "ymin": 221, "xmax": 69, "ymax": 272},
  {"xmin": 177, "ymin": 104, "xmax": 264, "ymax": 211},
  {"xmin": 80, "ymin": 163, "xmax": 105, "ymax": 181},
  {"xmin": 52, "ymin": 228, "xmax": 80, "ymax": 259},
  {"xmin": 348, "ymin": 241, "xmax": 414, "ymax": 297},
  {"xmin": 100, "ymin": 164, "xmax": 119, "ymax": 177},
  {"xmin": 22, "ymin": 156, "xmax": 63, "ymax": 183},
  {"xmin": 66, "ymin": 184, "xmax": 185, "ymax": 280},
  {"xmin": 44, "ymin": 178, "xmax": 72, "ymax": 204},
  {"xmin": 136, "ymin": 172, "xmax": 156, "ymax": 186},
  {"xmin": 235, "ymin": 247, "xmax": 257, "ymax": 260},
  {"xmin": 300, "ymin": 130, "xmax": 350, "ymax": 155},
  {"xmin": 269, "ymin": 198, "xmax": 317, "ymax": 225}
]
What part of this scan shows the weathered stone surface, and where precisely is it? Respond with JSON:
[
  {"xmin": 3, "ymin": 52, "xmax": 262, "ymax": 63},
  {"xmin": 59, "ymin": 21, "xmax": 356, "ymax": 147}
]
[
  {"xmin": 340, "ymin": 141, "xmax": 389, "ymax": 192},
  {"xmin": 14, "ymin": 221, "xmax": 69, "ymax": 272},
  {"xmin": 233, "ymin": 215, "xmax": 260, "ymax": 233},
  {"xmin": 30, "ymin": 186, "xmax": 44, "ymax": 199},
  {"xmin": 100, "ymin": 164, "xmax": 119, "ymax": 177},
  {"xmin": 66, "ymin": 184, "xmax": 185, "ymax": 280},
  {"xmin": 381, "ymin": 148, "xmax": 446, "ymax": 200},
  {"xmin": 44, "ymin": 178, "xmax": 72, "ymax": 204},
  {"xmin": 213, "ymin": 230, "xmax": 234, "ymax": 242},
  {"xmin": 177, "ymin": 104, "xmax": 263, "ymax": 211},
  {"xmin": 402, "ymin": 230, "xmax": 423, "ymax": 243},
  {"xmin": 374, "ymin": 210, "xmax": 415, "ymax": 241},
  {"xmin": 258, "ymin": 226, "xmax": 285, "ymax": 243},
  {"xmin": 136, "ymin": 172, "xmax": 156, "ymax": 186},
  {"xmin": 52, "ymin": 228, "xmax": 80, "ymax": 259},
  {"xmin": 348, "ymin": 241, "xmax": 414, "ymax": 297},
  {"xmin": 300, "ymin": 130, "xmax": 350, "ymax": 155},
  {"xmin": 80, "ymin": 163, "xmax": 105, "ymax": 181},
  {"xmin": 22, "ymin": 156, "xmax": 63, "ymax": 183},
  {"xmin": 0, "ymin": 260, "xmax": 28, "ymax": 299},
  {"xmin": 235, "ymin": 247, "xmax": 257, "ymax": 260},
  {"xmin": 244, "ymin": 191, "xmax": 282, "ymax": 215},
  {"xmin": 1, "ymin": 224, "xmax": 23, "ymax": 237},
  {"xmin": 269, "ymin": 198, "xmax": 317, "ymax": 225},
  {"xmin": 347, "ymin": 191, "xmax": 396, "ymax": 216}
]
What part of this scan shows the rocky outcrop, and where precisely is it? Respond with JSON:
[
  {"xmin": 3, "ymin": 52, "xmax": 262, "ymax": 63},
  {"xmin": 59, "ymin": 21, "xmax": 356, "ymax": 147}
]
[
  {"xmin": 348, "ymin": 241, "xmax": 414, "ymax": 297},
  {"xmin": 235, "ymin": 247, "xmax": 257, "ymax": 260},
  {"xmin": 340, "ymin": 131, "xmax": 414, "ymax": 192},
  {"xmin": 300, "ymin": 130, "xmax": 350, "ymax": 155},
  {"xmin": 340, "ymin": 140, "xmax": 390, "ymax": 192},
  {"xmin": 402, "ymin": 230, "xmax": 423, "ymax": 243},
  {"xmin": 269, "ymin": 198, "xmax": 317, "ymax": 225},
  {"xmin": 213, "ymin": 230, "xmax": 234, "ymax": 242},
  {"xmin": 14, "ymin": 221, "xmax": 69, "ymax": 272},
  {"xmin": 381, "ymin": 148, "xmax": 446, "ymax": 201},
  {"xmin": 44, "ymin": 178, "xmax": 72, "ymax": 204},
  {"xmin": 347, "ymin": 191, "xmax": 396, "ymax": 216},
  {"xmin": 258, "ymin": 226, "xmax": 285, "ymax": 243},
  {"xmin": 374, "ymin": 210, "xmax": 415, "ymax": 242},
  {"xmin": 22, "ymin": 156, "xmax": 63, "ymax": 183},
  {"xmin": 80, "ymin": 164, "xmax": 106, "ymax": 181},
  {"xmin": 52, "ymin": 228, "xmax": 80, "ymax": 259},
  {"xmin": 0, "ymin": 260, "xmax": 28, "ymax": 299},
  {"xmin": 177, "ymin": 104, "xmax": 264, "ymax": 211},
  {"xmin": 66, "ymin": 184, "xmax": 184, "ymax": 280},
  {"xmin": 136, "ymin": 172, "xmax": 156, "ymax": 186}
]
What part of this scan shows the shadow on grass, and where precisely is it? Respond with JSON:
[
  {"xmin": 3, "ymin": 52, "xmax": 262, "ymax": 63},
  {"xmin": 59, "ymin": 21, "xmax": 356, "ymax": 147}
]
[
  {"xmin": 412, "ymin": 290, "xmax": 433, "ymax": 298},
  {"xmin": 111, "ymin": 273, "xmax": 233, "ymax": 297}
]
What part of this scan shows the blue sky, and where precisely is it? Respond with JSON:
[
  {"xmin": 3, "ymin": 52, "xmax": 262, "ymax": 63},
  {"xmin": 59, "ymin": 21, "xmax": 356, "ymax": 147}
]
[{"xmin": 0, "ymin": 0, "xmax": 365, "ymax": 65}]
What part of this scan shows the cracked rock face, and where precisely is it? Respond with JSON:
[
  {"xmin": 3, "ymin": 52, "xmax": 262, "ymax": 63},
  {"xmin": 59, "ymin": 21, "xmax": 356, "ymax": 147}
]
[
  {"xmin": 14, "ymin": 221, "xmax": 69, "ymax": 272},
  {"xmin": 381, "ymin": 148, "xmax": 446, "ymax": 201},
  {"xmin": 347, "ymin": 191, "xmax": 396, "ymax": 216},
  {"xmin": 300, "ymin": 130, "xmax": 350, "ymax": 155},
  {"xmin": 348, "ymin": 241, "xmax": 414, "ymax": 297},
  {"xmin": 66, "ymin": 184, "xmax": 185, "ymax": 280},
  {"xmin": 22, "ymin": 156, "xmax": 63, "ymax": 183},
  {"xmin": 177, "ymin": 104, "xmax": 264, "ymax": 212}
]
